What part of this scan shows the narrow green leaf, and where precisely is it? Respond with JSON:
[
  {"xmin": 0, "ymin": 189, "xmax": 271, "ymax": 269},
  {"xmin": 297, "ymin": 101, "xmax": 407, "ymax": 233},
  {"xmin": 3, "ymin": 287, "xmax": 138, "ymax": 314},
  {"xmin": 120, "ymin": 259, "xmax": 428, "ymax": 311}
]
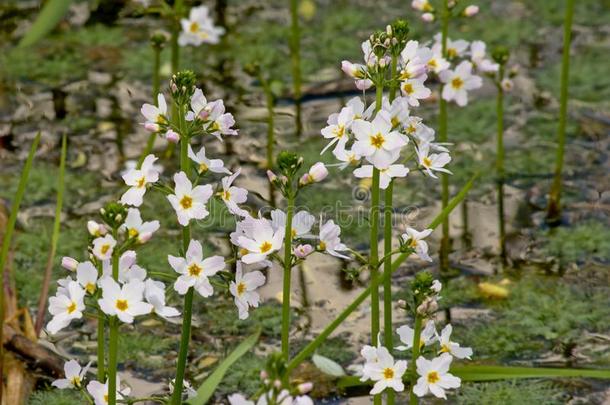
[
  {"xmin": 312, "ymin": 353, "xmax": 346, "ymax": 377},
  {"xmin": 18, "ymin": 0, "xmax": 73, "ymax": 48},
  {"xmin": 336, "ymin": 365, "xmax": 610, "ymax": 388},
  {"xmin": 186, "ymin": 328, "xmax": 261, "ymax": 405}
]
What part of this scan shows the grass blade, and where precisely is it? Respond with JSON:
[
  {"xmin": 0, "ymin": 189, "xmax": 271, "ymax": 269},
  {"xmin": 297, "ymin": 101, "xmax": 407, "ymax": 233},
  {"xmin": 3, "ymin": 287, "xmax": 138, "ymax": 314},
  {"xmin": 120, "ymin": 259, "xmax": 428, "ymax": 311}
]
[
  {"xmin": 186, "ymin": 328, "xmax": 261, "ymax": 405},
  {"xmin": 18, "ymin": 0, "xmax": 73, "ymax": 47},
  {"xmin": 0, "ymin": 132, "xmax": 41, "ymax": 399},
  {"xmin": 34, "ymin": 134, "xmax": 67, "ymax": 336}
]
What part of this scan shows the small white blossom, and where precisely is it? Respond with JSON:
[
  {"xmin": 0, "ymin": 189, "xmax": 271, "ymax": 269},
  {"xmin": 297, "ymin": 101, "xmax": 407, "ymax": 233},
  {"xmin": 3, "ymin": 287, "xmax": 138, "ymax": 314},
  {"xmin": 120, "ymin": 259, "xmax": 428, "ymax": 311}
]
[
  {"xmin": 294, "ymin": 244, "xmax": 314, "ymax": 259},
  {"xmin": 167, "ymin": 171, "xmax": 213, "ymax": 226},
  {"xmin": 47, "ymin": 281, "xmax": 85, "ymax": 334},
  {"xmin": 413, "ymin": 353, "xmax": 461, "ymax": 399},
  {"xmin": 401, "ymin": 227, "xmax": 434, "ymax": 261},
  {"xmin": 300, "ymin": 162, "xmax": 329, "ymax": 185},
  {"xmin": 144, "ymin": 279, "xmax": 180, "ymax": 319},
  {"xmin": 353, "ymin": 164, "xmax": 409, "ymax": 189},
  {"xmin": 400, "ymin": 76, "xmax": 431, "ymax": 107},
  {"xmin": 188, "ymin": 144, "xmax": 231, "ymax": 175},
  {"xmin": 120, "ymin": 154, "xmax": 160, "ymax": 206},
  {"xmin": 141, "ymin": 94, "xmax": 168, "ymax": 132},
  {"xmin": 438, "ymin": 324, "xmax": 473, "ymax": 359},
  {"xmin": 98, "ymin": 278, "xmax": 153, "ymax": 323},
  {"xmin": 318, "ymin": 219, "xmax": 349, "ymax": 259},
  {"xmin": 271, "ymin": 210, "xmax": 315, "ymax": 238},
  {"xmin": 470, "ymin": 41, "xmax": 499, "ymax": 73},
  {"xmin": 229, "ymin": 262, "xmax": 266, "ymax": 319},
  {"xmin": 352, "ymin": 111, "xmax": 407, "ymax": 169},
  {"xmin": 87, "ymin": 377, "xmax": 130, "ymax": 405},
  {"xmin": 52, "ymin": 359, "xmax": 91, "ymax": 389},
  {"xmin": 207, "ymin": 100, "xmax": 238, "ymax": 139},
  {"xmin": 76, "ymin": 261, "xmax": 98, "ymax": 294},
  {"xmin": 169, "ymin": 239, "xmax": 225, "ymax": 297},
  {"xmin": 396, "ymin": 319, "xmax": 438, "ymax": 351},
  {"xmin": 92, "ymin": 235, "xmax": 116, "ymax": 261},
  {"xmin": 439, "ymin": 61, "xmax": 483, "ymax": 106},
  {"xmin": 416, "ymin": 143, "xmax": 452, "ymax": 179},
  {"xmin": 122, "ymin": 208, "xmax": 160, "ymax": 243},
  {"xmin": 321, "ymin": 106, "xmax": 354, "ymax": 154},
  {"xmin": 236, "ymin": 217, "xmax": 284, "ymax": 264},
  {"xmin": 361, "ymin": 345, "xmax": 407, "ymax": 395},
  {"xmin": 87, "ymin": 220, "xmax": 107, "ymax": 237},
  {"xmin": 219, "ymin": 169, "xmax": 249, "ymax": 217},
  {"xmin": 178, "ymin": 6, "xmax": 224, "ymax": 47}
]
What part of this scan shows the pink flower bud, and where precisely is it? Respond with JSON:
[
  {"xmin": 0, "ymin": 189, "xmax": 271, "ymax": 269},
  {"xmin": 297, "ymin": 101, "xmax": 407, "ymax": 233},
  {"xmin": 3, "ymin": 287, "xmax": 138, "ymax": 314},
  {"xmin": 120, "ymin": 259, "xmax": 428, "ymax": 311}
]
[
  {"xmin": 308, "ymin": 162, "xmax": 328, "ymax": 183},
  {"xmin": 144, "ymin": 122, "xmax": 160, "ymax": 132},
  {"xmin": 165, "ymin": 130, "xmax": 180, "ymax": 143},
  {"xmin": 297, "ymin": 382, "xmax": 314, "ymax": 394},
  {"xmin": 341, "ymin": 60, "xmax": 357, "ymax": 78},
  {"xmin": 273, "ymin": 379, "xmax": 282, "ymax": 389},
  {"xmin": 294, "ymin": 244, "xmax": 313, "ymax": 259},
  {"xmin": 355, "ymin": 79, "xmax": 373, "ymax": 90},
  {"xmin": 299, "ymin": 173, "xmax": 312, "ymax": 186},
  {"xmin": 259, "ymin": 370, "xmax": 268, "ymax": 380},
  {"xmin": 87, "ymin": 220, "xmax": 107, "ymax": 237},
  {"xmin": 61, "ymin": 256, "xmax": 79, "ymax": 271},
  {"xmin": 421, "ymin": 12, "xmax": 435, "ymax": 22},
  {"xmin": 397, "ymin": 299, "xmax": 407, "ymax": 307},
  {"xmin": 501, "ymin": 78, "xmax": 514, "ymax": 92},
  {"xmin": 464, "ymin": 5, "xmax": 479, "ymax": 17},
  {"xmin": 266, "ymin": 170, "xmax": 278, "ymax": 183}
]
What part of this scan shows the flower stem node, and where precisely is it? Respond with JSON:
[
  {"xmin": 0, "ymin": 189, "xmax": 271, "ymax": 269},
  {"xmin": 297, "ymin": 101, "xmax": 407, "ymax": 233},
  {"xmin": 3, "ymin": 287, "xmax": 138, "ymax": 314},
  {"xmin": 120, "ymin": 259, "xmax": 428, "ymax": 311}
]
[
  {"xmin": 276, "ymin": 151, "xmax": 303, "ymax": 178},
  {"xmin": 100, "ymin": 202, "xmax": 128, "ymax": 230},
  {"xmin": 170, "ymin": 70, "xmax": 197, "ymax": 106},
  {"xmin": 491, "ymin": 46, "xmax": 510, "ymax": 66}
]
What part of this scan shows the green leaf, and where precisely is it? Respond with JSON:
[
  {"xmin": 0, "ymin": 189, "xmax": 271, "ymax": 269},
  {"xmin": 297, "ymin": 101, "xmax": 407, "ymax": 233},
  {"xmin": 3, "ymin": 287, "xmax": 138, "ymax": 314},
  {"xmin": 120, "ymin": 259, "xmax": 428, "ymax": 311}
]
[
  {"xmin": 186, "ymin": 328, "xmax": 261, "ymax": 405},
  {"xmin": 337, "ymin": 365, "xmax": 610, "ymax": 388},
  {"xmin": 18, "ymin": 0, "xmax": 74, "ymax": 48},
  {"xmin": 312, "ymin": 353, "xmax": 346, "ymax": 377}
]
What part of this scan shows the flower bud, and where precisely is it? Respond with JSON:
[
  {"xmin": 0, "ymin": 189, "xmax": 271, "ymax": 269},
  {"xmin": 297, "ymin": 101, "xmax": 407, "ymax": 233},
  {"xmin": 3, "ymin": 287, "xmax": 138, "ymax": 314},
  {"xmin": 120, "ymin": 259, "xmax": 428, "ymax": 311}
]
[
  {"xmin": 341, "ymin": 61, "xmax": 358, "ymax": 78},
  {"xmin": 421, "ymin": 12, "xmax": 435, "ymax": 22},
  {"xmin": 259, "ymin": 370, "xmax": 268, "ymax": 380},
  {"xmin": 501, "ymin": 78, "xmax": 514, "ymax": 92},
  {"xmin": 294, "ymin": 244, "xmax": 314, "ymax": 259},
  {"xmin": 165, "ymin": 130, "xmax": 180, "ymax": 143},
  {"xmin": 431, "ymin": 279, "xmax": 442, "ymax": 293},
  {"xmin": 150, "ymin": 30, "xmax": 169, "ymax": 49},
  {"xmin": 306, "ymin": 162, "xmax": 328, "ymax": 184},
  {"xmin": 144, "ymin": 122, "xmax": 160, "ymax": 132},
  {"xmin": 297, "ymin": 382, "xmax": 314, "ymax": 394},
  {"xmin": 273, "ymin": 379, "xmax": 282, "ymax": 389},
  {"xmin": 397, "ymin": 299, "xmax": 407, "ymax": 307},
  {"xmin": 412, "ymin": 0, "xmax": 433, "ymax": 12},
  {"xmin": 417, "ymin": 296, "xmax": 438, "ymax": 315},
  {"xmin": 87, "ymin": 220, "xmax": 107, "ymax": 237},
  {"xmin": 464, "ymin": 5, "xmax": 479, "ymax": 17},
  {"xmin": 61, "ymin": 256, "xmax": 79, "ymax": 271},
  {"xmin": 267, "ymin": 170, "xmax": 278, "ymax": 183}
]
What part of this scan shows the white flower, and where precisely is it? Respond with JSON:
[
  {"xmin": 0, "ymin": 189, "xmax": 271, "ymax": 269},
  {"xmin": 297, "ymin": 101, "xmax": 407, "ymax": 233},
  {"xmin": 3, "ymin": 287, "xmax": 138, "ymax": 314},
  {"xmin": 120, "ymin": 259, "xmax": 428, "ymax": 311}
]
[
  {"xmin": 141, "ymin": 94, "xmax": 168, "ymax": 132},
  {"xmin": 401, "ymin": 227, "xmax": 434, "ymax": 261},
  {"xmin": 318, "ymin": 219, "xmax": 349, "ymax": 259},
  {"xmin": 439, "ymin": 36, "xmax": 470, "ymax": 60},
  {"xmin": 400, "ymin": 76, "xmax": 431, "ymax": 107},
  {"xmin": 470, "ymin": 41, "xmax": 499, "ymax": 73},
  {"xmin": 321, "ymin": 106, "xmax": 354, "ymax": 154},
  {"xmin": 416, "ymin": 143, "xmax": 452, "ymax": 179},
  {"xmin": 396, "ymin": 319, "xmax": 438, "ymax": 351},
  {"xmin": 122, "ymin": 208, "xmax": 160, "ymax": 243},
  {"xmin": 294, "ymin": 244, "xmax": 314, "ymax": 258},
  {"xmin": 103, "ymin": 250, "xmax": 147, "ymax": 283},
  {"xmin": 384, "ymin": 97, "xmax": 411, "ymax": 129},
  {"xmin": 438, "ymin": 324, "xmax": 473, "ymax": 359},
  {"xmin": 300, "ymin": 162, "xmax": 329, "ymax": 185},
  {"xmin": 361, "ymin": 345, "xmax": 407, "ymax": 395},
  {"xmin": 501, "ymin": 78, "xmax": 514, "ymax": 92},
  {"xmin": 169, "ymin": 239, "xmax": 225, "ymax": 297},
  {"xmin": 52, "ymin": 359, "xmax": 91, "ymax": 389},
  {"xmin": 61, "ymin": 256, "xmax": 79, "ymax": 271},
  {"xmin": 219, "ymin": 169, "xmax": 249, "ymax": 217},
  {"xmin": 186, "ymin": 88, "xmax": 211, "ymax": 122},
  {"xmin": 431, "ymin": 279, "xmax": 442, "ymax": 293},
  {"xmin": 92, "ymin": 235, "xmax": 116, "ymax": 261},
  {"xmin": 145, "ymin": 279, "xmax": 180, "ymax": 319},
  {"xmin": 228, "ymin": 393, "xmax": 254, "ymax": 405},
  {"xmin": 413, "ymin": 353, "xmax": 461, "ymax": 399},
  {"xmin": 47, "ymin": 281, "xmax": 85, "ymax": 334},
  {"xmin": 399, "ymin": 40, "xmax": 432, "ymax": 80},
  {"xmin": 341, "ymin": 61, "xmax": 372, "ymax": 90},
  {"xmin": 271, "ymin": 210, "xmax": 315, "ymax": 238},
  {"xmin": 87, "ymin": 220, "xmax": 107, "ymax": 237},
  {"xmin": 353, "ymin": 164, "xmax": 409, "ymax": 190},
  {"xmin": 98, "ymin": 278, "xmax": 153, "ymax": 323},
  {"xmin": 352, "ymin": 111, "xmax": 407, "ymax": 169},
  {"xmin": 426, "ymin": 50, "xmax": 450, "ymax": 74},
  {"xmin": 439, "ymin": 61, "xmax": 482, "ymax": 107},
  {"xmin": 120, "ymin": 154, "xmax": 160, "ymax": 206},
  {"xmin": 178, "ymin": 6, "xmax": 224, "ymax": 47},
  {"xmin": 464, "ymin": 5, "xmax": 479, "ymax": 17},
  {"xmin": 229, "ymin": 262, "xmax": 266, "ymax": 319},
  {"xmin": 412, "ymin": 0, "xmax": 433, "ymax": 12},
  {"xmin": 421, "ymin": 12, "xmax": 434, "ymax": 22},
  {"xmin": 188, "ymin": 144, "xmax": 231, "ymax": 175},
  {"xmin": 237, "ymin": 217, "xmax": 284, "ymax": 264},
  {"xmin": 332, "ymin": 146, "xmax": 362, "ymax": 169},
  {"xmin": 87, "ymin": 377, "xmax": 130, "ymax": 405},
  {"xmin": 76, "ymin": 261, "xmax": 98, "ymax": 294},
  {"xmin": 167, "ymin": 171, "xmax": 213, "ymax": 226},
  {"xmin": 207, "ymin": 100, "xmax": 238, "ymax": 139}
]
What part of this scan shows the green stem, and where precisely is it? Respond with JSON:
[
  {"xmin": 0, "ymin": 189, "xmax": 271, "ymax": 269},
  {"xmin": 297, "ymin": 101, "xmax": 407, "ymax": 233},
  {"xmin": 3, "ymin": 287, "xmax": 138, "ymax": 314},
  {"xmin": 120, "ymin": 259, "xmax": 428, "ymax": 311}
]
[
  {"xmin": 0, "ymin": 133, "xmax": 40, "ymax": 400},
  {"xmin": 285, "ymin": 174, "xmax": 477, "ymax": 375},
  {"xmin": 97, "ymin": 315, "xmax": 105, "ymax": 380},
  {"xmin": 439, "ymin": 0, "xmax": 450, "ymax": 276},
  {"xmin": 138, "ymin": 45, "xmax": 162, "ymax": 169},
  {"xmin": 496, "ymin": 65, "xmax": 506, "ymax": 263},
  {"xmin": 547, "ymin": 0, "xmax": 575, "ymax": 223},
  {"xmin": 107, "ymin": 230, "xmax": 120, "ymax": 405},
  {"xmin": 409, "ymin": 315, "xmax": 423, "ymax": 405},
  {"xmin": 281, "ymin": 193, "xmax": 295, "ymax": 359},
  {"xmin": 171, "ymin": 107, "xmax": 193, "ymax": 405},
  {"xmin": 289, "ymin": 0, "xmax": 302, "ymax": 136},
  {"xmin": 170, "ymin": 0, "xmax": 183, "ymax": 74}
]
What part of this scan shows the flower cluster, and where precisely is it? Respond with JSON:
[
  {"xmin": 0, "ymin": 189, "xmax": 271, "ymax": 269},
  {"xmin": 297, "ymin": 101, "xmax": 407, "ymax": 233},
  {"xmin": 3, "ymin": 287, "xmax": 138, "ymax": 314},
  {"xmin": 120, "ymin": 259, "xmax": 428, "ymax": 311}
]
[
  {"xmin": 359, "ymin": 278, "xmax": 472, "ymax": 399},
  {"xmin": 411, "ymin": 0, "xmax": 479, "ymax": 23},
  {"xmin": 178, "ymin": 5, "xmax": 224, "ymax": 47}
]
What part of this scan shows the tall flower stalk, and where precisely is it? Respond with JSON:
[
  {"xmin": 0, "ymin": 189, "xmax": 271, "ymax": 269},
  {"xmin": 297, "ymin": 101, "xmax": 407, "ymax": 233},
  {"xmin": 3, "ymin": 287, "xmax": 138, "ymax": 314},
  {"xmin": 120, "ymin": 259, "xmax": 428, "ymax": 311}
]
[
  {"xmin": 281, "ymin": 192, "xmax": 295, "ymax": 359},
  {"xmin": 289, "ymin": 0, "xmax": 303, "ymax": 136},
  {"xmin": 546, "ymin": 0, "xmax": 575, "ymax": 224},
  {"xmin": 106, "ymin": 230, "xmax": 120, "ymax": 405}
]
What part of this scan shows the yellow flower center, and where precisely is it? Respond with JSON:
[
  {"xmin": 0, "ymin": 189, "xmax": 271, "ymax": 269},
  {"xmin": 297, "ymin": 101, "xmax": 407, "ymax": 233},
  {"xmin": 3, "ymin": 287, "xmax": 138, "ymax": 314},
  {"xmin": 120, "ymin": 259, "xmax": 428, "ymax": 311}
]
[
  {"xmin": 70, "ymin": 376, "xmax": 81, "ymax": 387},
  {"xmin": 370, "ymin": 133, "xmax": 385, "ymax": 149},
  {"xmin": 333, "ymin": 125, "xmax": 345, "ymax": 138},
  {"xmin": 399, "ymin": 70, "xmax": 411, "ymax": 80},
  {"xmin": 222, "ymin": 190, "xmax": 231, "ymax": 201},
  {"xmin": 116, "ymin": 299, "xmax": 129, "ymax": 311},
  {"xmin": 137, "ymin": 176, "xmax": 146, "ymax": 188},
  {"xmin": 259, "ymin": 241, "xmax": 272, "ymax": 253},
  {"xmin": 104, "ymin": 394, "xmax": 109, "ymax": 403},
  {"xmin": 383, "ymin": 368, "xmax": 395, "ymax": 379},
  {"xmin": 291, "ymin": 229, "xmax": 297, "ymax": 238},
  {"xmin": 198, "ymin": 163, "xmax": 209, "ymax": 173},
  {"xmin": 422, "ymin": 1, "xmax": 433, "ymax": 12},
  {"xmin": 440, "ymin": 344, "xmax": 451, "ymax": 353},
  {"xmin": 428, "ymin": 59, "xmax": 437, "ymax": 69},
  {"xmin": 128, "ymin": 228, "xmax": 139, "ymax": 238},
  {"xmin": 318, "ymin": 241, "xmax": 326, "ymax": 251},
  {"xmin": 427, "ymin": 371, "xmax": 440, "ymax": 384},
  {"xmin": 391, "ymin": 116, "xmax": 400, "ymax": 128},
  {"xmin": 188, "ymin": 263, "xmax": 202, "ymax": 277},
  {"xmin": 447, "ymin": 48, "xmax": 457, "ymax": 59},
  {"xmin": 189, "ymin": 22, "xmax": 200, "ymax": 33},
  {"xmin": 422, "ymin": 157, "xmax": 433, "ymax": 168},
  {"xmin": 451, "ymin": 77, "xmax": 464, "ymax": 89},
  {"xmin": 402, "ymin": 82, "xmax": 414, "ymax": 95},
  {"xmin": 100, "ymin": 244, "xmax": 111, "ymax": 255},
  {"xmin": 180, "ymin": 195, "xmax": 193, "ymax": 209},
  {"xmin": 85, "ymin": 283, "xmax": 96, "ymax": 294},
  {"xmin": 237, "ymin": 282, "xmax": 246, "ymax": 296},
  {"xmin": 239, "ymin": 248, "xmax": 249, "ymax": 256},
  {"xmin": 67, "ymin": 301, "xmax": 77, "ymax": 314},
  {"xmin": 407, "ymin": 124, "xmax": 416, "ymax": 134}
]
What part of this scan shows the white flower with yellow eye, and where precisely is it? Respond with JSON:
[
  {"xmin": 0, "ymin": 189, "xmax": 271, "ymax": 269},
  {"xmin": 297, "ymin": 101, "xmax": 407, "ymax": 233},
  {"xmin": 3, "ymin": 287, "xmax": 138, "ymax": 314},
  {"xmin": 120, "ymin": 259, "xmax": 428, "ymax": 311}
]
[
  {"xmin": 167, "ymin": 171, "xmax": 213, "ymax": 226},
  {"xmin": 438, "ymin": 324, "xmax": 473, "ymax": 359},
  {"xmin": 188, "ymin": 145, "xmax": 231, "ymax": 175},
  {"xmin": 52, "ymin": 359, "xmax": 91, "ymax": 389},
  {"xmin": 219, "ymin": 169, "xmax": 249, "ymax": 217},
  {"xmin": 229, "ymin": 262, "xmax": 266, "ymax": 320},
  {"xmin": 141, "ymin": 94, "xmax": 168, "ymax": 132},
  {"xmin": 178, "ymin": 6, "xmax": 224, "ymax": 47},
  {"xmin": 236, "ymin": 217, "xmax": 284, "ymax": 264},
  {"xmin": 123, "ymin": 208, "xmax": 160, "ymax": 244},
  {"xmin": 98, "ymin": 278, "xmax": 153, "ymax": 323},
  {"xmin": 169, "ymin": 239, "xmax": 225, "ymax": 297},
  {"xmin": 92, "ymin": 235, "xmax": 116, "ymax": 261},
  {"xmin": 318, "ymin": 219, "xmax": 350, "ymax": 259},
  {"xmin": 416, "ymin": 143, "xmax": 452, "ymax": 179},
  {"xmin": 413, "ymin": 353, "xmax": 461, "ymax": 399},
  {"xmin": 439, "ymin": 61, "xmax": 482, "ymax": 107},
  {"xmin": 120, "ymin": 154, "xmax": 160, "ymax": 206},
  {"xmin": 352, "ymin": 111, "xmax": 407, "ymax": 169},
  {"xmin": 353, "ymin": 164, "xmax": 409, "ymax": 190},
  {"xmin": 271, "ymin": 209, "xmax": 315, "ymax": 238},
  {"xmin": 396, "ymin": 319, "xmax": 438, "ymax": 351},
  {"xmin": 145, "ymin": 279, "xmax": 180, "ymax": 319},
  {"xmin": 361, "ymin": 345, "xmax": 407, "ymax": 395},
  {"xmin": 76, "ymin": 261, "xmax": 98, "ymax": 295},
  {"xmin": 86, "ymin": 377, "xmax": 130, "ymax": 405},
  {"xmin": 321, "ymin": 105, "xmax": 354, "ymax": 154},
  {"xmin": 47, "ymin": 281, "xmax": 85, "ymax": 334},
  {"xmin": 401, "ymin": 227, "xmax": 434, "ymax": 262}
]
